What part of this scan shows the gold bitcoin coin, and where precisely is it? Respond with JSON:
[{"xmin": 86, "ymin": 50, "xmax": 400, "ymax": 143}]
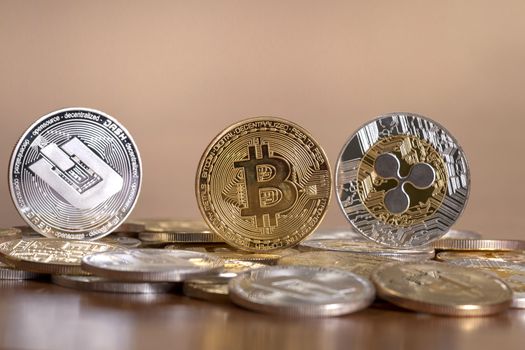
[
  {"xmin": 372, "ymin": 261, "xmax": 512, "ymax": 316},
  {"xmin": 196, "ymin": 117, "xmax": 331, "ymax": 252}
]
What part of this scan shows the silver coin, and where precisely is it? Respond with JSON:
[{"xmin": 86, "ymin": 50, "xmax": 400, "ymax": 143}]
[
  {"xmin": 0, "ymin": 261, "xmax": 41, "ymax": 280},
  {"xmin": 335, "ymin": 113, "xmax": 470, "ymax": 247},
  {"xmin": 228, "ymin": 265, "xmax": 375, "ymax": 317},
  {"xmin": 298, "ymin": 239, "xmax": 435, "ymax": 261},
  {"xmin": 81, "ymin": 249, "xmax": 224, "ymax": 282},
  {"xmin": 9, "ymin": 108, "xmax": 142, "ymax": 240},
  {"xmin": 51, "ymin": 275, "xmax": 178, "ymax": 294}
]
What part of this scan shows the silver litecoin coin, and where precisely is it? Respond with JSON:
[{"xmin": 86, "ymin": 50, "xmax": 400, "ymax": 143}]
[
  {"xmin": 9, "ymin": 108, "xmax": 142, "ymax": 240},
  {"xmin": 228, "ymin": 265, "xmax": 375, "ymax": 317},
  {"xmin": 335, "ymin": 113, "xmax": 470, "ymax": 247},
  {"xmin": 81, "ymin": 249, "xmax": 224, "ymax": 282}
]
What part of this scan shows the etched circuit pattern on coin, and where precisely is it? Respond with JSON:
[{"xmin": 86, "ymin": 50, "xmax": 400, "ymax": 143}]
[{"xmin": 336, "ymin": 113, "xmax": 469, "ymax": 247}]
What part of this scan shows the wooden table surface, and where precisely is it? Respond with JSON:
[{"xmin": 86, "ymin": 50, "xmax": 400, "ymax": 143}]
[{"xmin": 0, "ymin": 278, "xmax": 523, "ymax": 350}]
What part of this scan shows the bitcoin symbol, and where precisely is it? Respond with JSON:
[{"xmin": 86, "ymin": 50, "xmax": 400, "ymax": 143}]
[{"xmin": 234, "ymin": 143, "xmax": 298, "ymax": 227}]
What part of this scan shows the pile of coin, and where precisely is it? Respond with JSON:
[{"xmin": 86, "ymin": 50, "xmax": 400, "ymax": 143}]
[
  {"xmin": 1, "ymin": 109, "xmax": 522, "ymax": 318},
  {"xmin": 0, "ymin": 222, "xmax": 523, "ymax": 318}
]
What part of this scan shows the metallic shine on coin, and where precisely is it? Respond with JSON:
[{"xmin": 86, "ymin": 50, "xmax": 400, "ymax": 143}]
[
  {"xmin": 9, "ymin": 108, "xmax": 142, "ymax": 240},
  {"xmin": 228, "ymin": 265, "xmax": 375, "ymax": 317},
  {"xmin": 196, "ymin": 117, "xmax": 332, "ymax": 252},
  {"xmin": 335, "ymin": 113, "xmax": 470, "ymax": 247}
]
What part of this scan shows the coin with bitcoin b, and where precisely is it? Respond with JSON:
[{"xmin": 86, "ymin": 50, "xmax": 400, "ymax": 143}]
[
  {"xmin": 335, "ymin": 113, "xmax": 470, "ymax": 247},
  {"xmin": 196, "ymin": 117, "xmax": 331, "ymax": 252}
]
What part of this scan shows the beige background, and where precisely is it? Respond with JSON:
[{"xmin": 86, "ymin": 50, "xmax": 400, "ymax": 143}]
[{"xmin": 0, "ymin": 0, "xmax": 523, "ymax": 239}]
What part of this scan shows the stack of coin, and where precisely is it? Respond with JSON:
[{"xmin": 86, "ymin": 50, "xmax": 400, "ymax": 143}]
[{"xmin": 135, "ymin": 220, "xmax": 224, "ymax": 247}]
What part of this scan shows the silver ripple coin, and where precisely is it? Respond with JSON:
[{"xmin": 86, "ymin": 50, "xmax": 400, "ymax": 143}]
[
  {"xmin": 335, "ymin": 113, "xmax": 470, "ymax": 247},
  {"xmin": 228, "ymin": 265, "xmax": 375, "ymax": 317},
  {"xmin": 9, "ymin": 108, "xmax": 142, "ymax": 240}
]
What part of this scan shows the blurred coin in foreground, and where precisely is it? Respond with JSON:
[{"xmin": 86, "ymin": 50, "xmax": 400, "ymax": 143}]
[
  {"xmin": 438, "ymin": 258, "xmax": 525, "ymax": 309},
  {"xmin": 183, "ymin": 276, "xmax": 231, "ymax": 303},
  {"xmin": 372, "ymin": 262, "xmax": 512, "ymax": 316},
  {"xmin": 436, "ymin": 251, "xmax": 525, "ymax": 264},
  {"xmin": 299, "ymin": 239, "xmax": 434, "ymax": 261},
  {"xmin": 0, "ymin": 238, "xmax": 121, "ymax": 275},
  {"xmin": 0, "ymin": 261, "xmax": 42, "ymax": 280},
  {"xmin": 431, "ymin": 239, "xmax": 525, "ymax": 251},
  {"xmin": 52, "ymin": 275, "xmax": 178, "ymax": 294},
  {"xmin": 228, "ymin": 265, "xmax": 375, "ymax": 317},
  {"xmin": 81, "ymin": 249, "xmax": 223, "ymax": 282}
]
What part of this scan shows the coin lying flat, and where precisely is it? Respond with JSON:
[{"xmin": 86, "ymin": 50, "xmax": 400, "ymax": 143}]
[
  {"xmin": 183, "ymin": 276, "xmax": 230, "ymax": 303},
  {"xmin": 81, "ymin": 249, "xmax": 224, "ymax": 282},
  {"xmin": 165, "ymin": 244, "xmax": 290, "ymax": 264},
  {"xmin": 9, "ymin": 108, "xmax": 142, "ymax": 239},
  {"xmin": 431, "ymin": 239, "xmax": 525, "ymax": 251},
  {"xmin": 0, "ymin": 261, "xmax": 42, "ymax": 280},
  {"xmin": 278, "ymin": 251, "xmax": 398, "ymax": 278},
  {"xmin": 100, "ymin": 236, "xmax": 142, "ymax": 248},
  {"xmin": 228, "ymin": 266, "xmax": 375, "ymax": 317},
  {"xmin": 0, "ymin": 228, "xmax": 23, "ymax": 241},
  {"xmin": 440, "ymin": 259, "xmax": 525, "ymax": 309},
  {"xmin": 436, "ymin": 251, "xmax": 525, "ymax": 264},
  {"xmin": 442, "ymin": 229, "xmax": 482, "ymax": 240},
  {"xmin": 335, "ymin": 113, "xmax": 470, "ymax": 248},
  {"xmin": 52, "ymin": 275, "xmax": 178, "ymax": 294},
  {"xmin": 298, "ymin": 239, "xmax": 435, "ymax": 261},
  {"xmin": 136, "ymin": 220, "xmax": 223, "ymax": 243},
  {"xmin": 0, "ymin": 238, "xmax": 121, "ymax": 275},
  {"xmin": 304, "ymin": 227, "xmax": 364, "ymax": 241},
  {"xmin": 196, "ymin": 117, "xmax": 332, "ymax": 252},
  {"xmin": 372, "ymin": 262, "xmax": 512, "ymax": 316}
]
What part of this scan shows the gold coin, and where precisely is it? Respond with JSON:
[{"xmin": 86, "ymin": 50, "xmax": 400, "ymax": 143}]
[
  {"xmin": 278, "ymin": 251, "xmax": 397, "ymax": 278},
  {"xmin": 165, "ymin": 243, "xmax": 284, "ymax": 264},
  {"xmin": 137, "ymin": 220, "xmax": 223, "ymax": 243},
  {"xmin": 183, "ymin": 276, "xmax": 230, "ymax": 303},
  {"xmin": 436, "ymin": 251, "xmax": 525, "ymax": 263},
  {"xmin": 431, "ymin": 239, "xmax": 525, "ymax": 251},
  {"xmin": 196, "ymin": 117, "xmax": 331, "ymax": 252},
  {"xmin": 372, "ymin": 261, "xmax": 512, "ymax": 316},
  {"xmin": 0, "ymin": 228, "xmax": 23, "ymax": 242},
  {"xmin": 439, "ymin": 258, "xmax": 525, "ymax": 308},
  {"xmin": 0, "ymin": 238, "xmax": 122, "ymax": 275}
]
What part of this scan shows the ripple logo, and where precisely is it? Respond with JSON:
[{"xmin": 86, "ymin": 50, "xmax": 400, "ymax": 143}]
[
  {"xmin": 28, "ymin": 137, "xmax": 123, "ymax": 210},
  {"xmin": 374, "ymin": 153, "xmax": 435, "ymax": 214}
]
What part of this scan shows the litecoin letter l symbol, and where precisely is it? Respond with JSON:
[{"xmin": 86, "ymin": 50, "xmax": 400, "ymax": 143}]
[
  {"xmin": 234, "ymin": 143, "xmax": 298, "ymax": 227},
  {"xmin": 28, "ymin": 137, "xmax": 123, "ymax": 210}
]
